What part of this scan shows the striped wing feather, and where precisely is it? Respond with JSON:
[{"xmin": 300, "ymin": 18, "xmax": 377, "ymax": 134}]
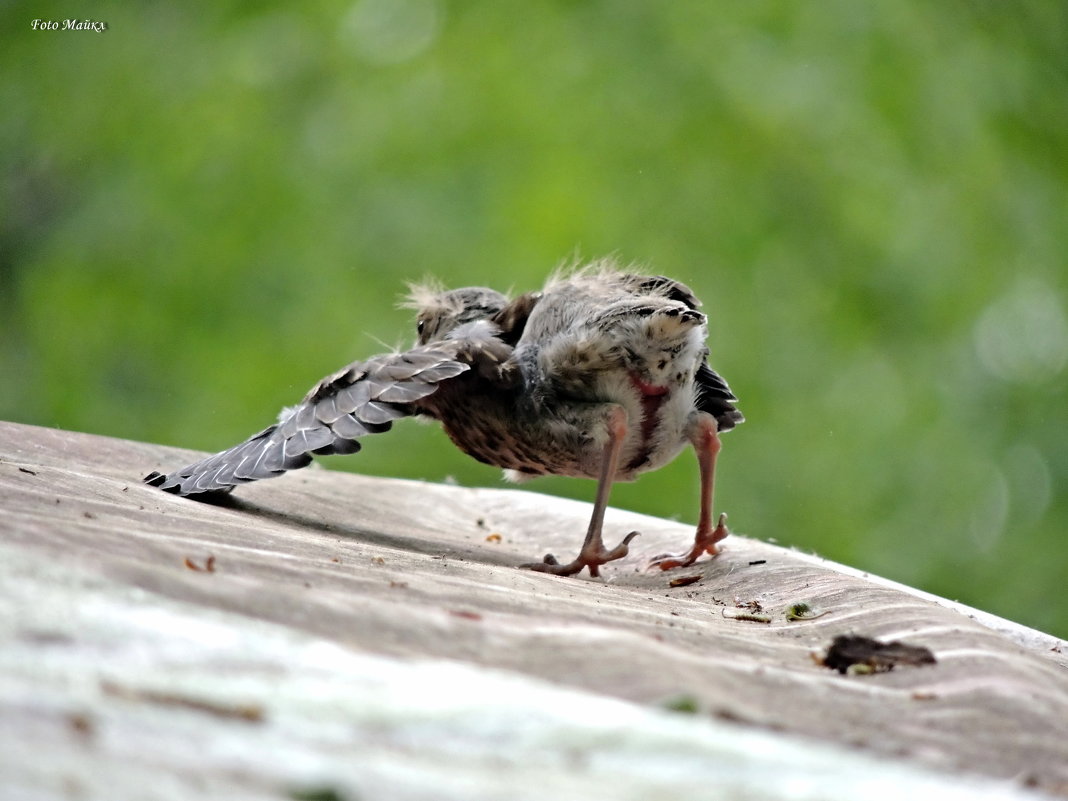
[{"xmin": 143, "ymin": 343, "xmax": 477, "ymax": 496}]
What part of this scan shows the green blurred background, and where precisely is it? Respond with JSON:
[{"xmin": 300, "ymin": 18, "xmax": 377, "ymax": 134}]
[{"xmin": 3, "ymin": 2, "xmax": 1066, "ymax": 636}]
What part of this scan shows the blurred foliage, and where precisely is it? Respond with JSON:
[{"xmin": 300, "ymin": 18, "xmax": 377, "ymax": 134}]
[{"xmin": 3, "ymin": 1, "xmax": 1067, "ymax": 636}]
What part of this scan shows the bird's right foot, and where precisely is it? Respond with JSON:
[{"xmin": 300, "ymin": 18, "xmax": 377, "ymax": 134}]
[{"xmin": 647, "ymin": 513, "xmax": 729, "ymax": 571}]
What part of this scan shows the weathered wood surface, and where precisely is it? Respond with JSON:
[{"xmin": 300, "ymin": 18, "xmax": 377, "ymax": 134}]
[{"xmin": 2, "ymin": 420, "xmax": 1066, "ymax": 800}]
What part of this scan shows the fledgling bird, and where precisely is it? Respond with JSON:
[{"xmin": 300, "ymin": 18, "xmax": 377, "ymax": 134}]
[{"xmin": 144, "ymin": 259, "xmax": 744, "ymax": 576}]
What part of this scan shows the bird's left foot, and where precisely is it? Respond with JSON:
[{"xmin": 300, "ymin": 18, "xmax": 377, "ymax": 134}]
[
  {"xmin": 522, "ymin": 531, "xmax": 641, "ymax": 578},
  {"xmin": 648, "ymin": 513, "xmax": 730, "ymax": 571}
]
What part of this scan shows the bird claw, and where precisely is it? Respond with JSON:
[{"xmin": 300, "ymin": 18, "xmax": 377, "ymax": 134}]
[
  {"xmin": 522, "ymin": 531, "xmax": 641, "ymax": 578},
  {"xmin": 648, "ymin": 513, "xmax": 729, "ymax": 571}
]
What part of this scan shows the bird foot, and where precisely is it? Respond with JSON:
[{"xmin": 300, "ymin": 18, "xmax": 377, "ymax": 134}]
[
  {"xmin": 522, "ymin": 531, "xmax": 641, "ymax": 578},
  {"xmin": 648, "ymin": 513, "xmax": 729, "ymax": 571}
]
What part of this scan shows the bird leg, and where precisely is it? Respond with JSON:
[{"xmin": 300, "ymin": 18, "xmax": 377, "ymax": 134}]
[
  {"xmin": 648, "ymin": 412, "xmax": 730, "ymax": 570},
  {"xmin": 522, "ymin": 406, "xmax": 639, "ymax": 578}
]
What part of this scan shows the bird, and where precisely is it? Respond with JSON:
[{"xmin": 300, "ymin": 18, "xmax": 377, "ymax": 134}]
[{"xmin": 144, "ymin": 259, "xmax": 744, "ymax": 577}]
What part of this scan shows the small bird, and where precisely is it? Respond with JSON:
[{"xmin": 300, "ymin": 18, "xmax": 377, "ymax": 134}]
[{"xmin": 144, "ymin": 259, "xmax": 744, "ymax": 577}]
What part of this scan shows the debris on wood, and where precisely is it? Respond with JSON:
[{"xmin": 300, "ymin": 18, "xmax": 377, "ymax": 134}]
[
  {"xmin": 785, "ymin": 601, "xmax": 829, "ymax": 621},
  {"xmin": 101, "ymin": 680, "xmax": 264, "ymax": 723},
  {"xmin": 183, "ymin": 555, "xmax": 216, "ymax": 573},
  {"xmin": 67, "ymin": 712, "xmax": 94, "ymax": 740},
  {"xmin": 288, "ymin": 786, "xmax": 346, "ymax": 801},
  {"xmin": 821, "ymin": 635, "xmax": 936, "ymax": 675},
  {"xmin": 722, "ymin": 608, "xmax": 772, "ymax": 624},
  {"xmin": 448, "ymin": 609, "xmax": 482, "ymax": 621},
  {"xmin": 669, "ymin": 575, "xmax": 702, "ymax": 588},
  {"xmin": 661, "ymin": 694, "xmax": 700, "ymax": 714}
]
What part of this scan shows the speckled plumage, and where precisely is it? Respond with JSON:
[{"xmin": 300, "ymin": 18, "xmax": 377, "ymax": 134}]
[{"xmin": 145, "ymin": 259, "xmax": 743, "ymax": 576}]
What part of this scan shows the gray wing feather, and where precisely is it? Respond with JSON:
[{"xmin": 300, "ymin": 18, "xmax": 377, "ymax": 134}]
[
  {"xmin": 330, "ymin": 413, "xmax": 373, "ymax": 440},
  {"xmin": 284, "ymin": 427, "xmax": 334, "ymax": 460},
  {"xmin": 405, "ymin": 360, "xmax": 468, "ymax": 383},
  {"xmin": 375, "ymin": 379, "xmax": 438, "ymax": 403},
  {"xmin": 353, "ymin": 400, "xmax": 406, "ymax": 425},
  {"xmin": 313, "ymin": 394, "xmax": 343, "ymax": 424},
  {"xmin": 143, "ymin": 342, "xmax": 481, "ymax": 497},
  {"xmin": 362, "ymin": 373, "xmax": 394, "ymax": 397},
  {"xmin": 294, "ymin": 403, "xmax": 317, "ymax": 431},
  {"xmin": 334, "ymin": 380, "xmax": 371, "ymax": 411}
]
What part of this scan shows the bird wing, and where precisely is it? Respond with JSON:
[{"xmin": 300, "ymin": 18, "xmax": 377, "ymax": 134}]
[
  {"xmin": 624, "ymin": 274, "xmax": 702, "ymax": 310},
  {"xmin": 489, "ymin": 290, "xmax": 542, "ymax": 345},
  {"xmin": 695, "ymin": 362, "xmax": 744, "ymax": 432},
  {"xmin": 143, "ymin": 334, "xmax": 514, "ymax": 497}
]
